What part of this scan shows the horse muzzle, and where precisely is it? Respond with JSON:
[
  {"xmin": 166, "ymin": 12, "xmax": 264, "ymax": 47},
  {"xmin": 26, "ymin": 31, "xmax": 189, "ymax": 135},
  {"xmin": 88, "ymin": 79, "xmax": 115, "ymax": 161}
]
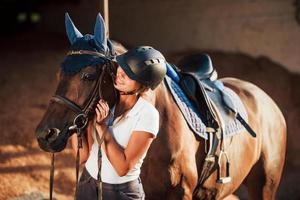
[{"xmin": 35, "ymin": 126, "xmax": 70, "ymax": 153}]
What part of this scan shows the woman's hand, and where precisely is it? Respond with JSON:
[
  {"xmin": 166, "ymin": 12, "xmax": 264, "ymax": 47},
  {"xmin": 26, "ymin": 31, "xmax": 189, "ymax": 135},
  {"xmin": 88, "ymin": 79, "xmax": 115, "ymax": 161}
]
[
  {"xmin": 95, "ymin": 99, "xmax": 110, "ymax": 141},
  {"xmin": 95, "ymin": 99, "xmax": 109, "ymax": 125}
]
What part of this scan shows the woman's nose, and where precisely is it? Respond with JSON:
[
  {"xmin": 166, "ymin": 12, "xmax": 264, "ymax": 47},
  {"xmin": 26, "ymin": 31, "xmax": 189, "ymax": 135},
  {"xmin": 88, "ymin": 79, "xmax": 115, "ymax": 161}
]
[{"xmin": 117, "ymin": 68, "xmax": 125, "ymax": 79}]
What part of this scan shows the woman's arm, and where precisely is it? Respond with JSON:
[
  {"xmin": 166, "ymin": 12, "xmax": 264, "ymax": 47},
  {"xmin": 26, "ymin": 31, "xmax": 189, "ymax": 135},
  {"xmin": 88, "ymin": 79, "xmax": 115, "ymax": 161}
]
[
  {"xmin": 70, "ymin": 121, "xmax": 94, "ymax": 164},
  {"xmin": 96, "ymin": 124, "xmax": 154, "ymax": 176}
]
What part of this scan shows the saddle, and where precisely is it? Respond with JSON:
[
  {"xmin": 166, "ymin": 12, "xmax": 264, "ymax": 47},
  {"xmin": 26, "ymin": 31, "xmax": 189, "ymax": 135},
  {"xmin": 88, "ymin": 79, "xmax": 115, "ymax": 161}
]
[
  {"xmin": 178, "ymin": 54, "xmax": 219, "ymax": 130},
  {"xmin": 177, "ymin": 54, "xmax": 229, "ymax": 186},
  {"xmin": 165, "ymin": 54, "xmax": 257, "ymax": 194},
  {"xmin": 179, "ymin": 53, "xmax": 218, "ymax": 81},
  {"xmin": 169, "ymin": 54, "xmax": 255, "ymax": 136},
  {"xmin": 175, "ymin": 54, "xmax": 256, "ymax": 137}
]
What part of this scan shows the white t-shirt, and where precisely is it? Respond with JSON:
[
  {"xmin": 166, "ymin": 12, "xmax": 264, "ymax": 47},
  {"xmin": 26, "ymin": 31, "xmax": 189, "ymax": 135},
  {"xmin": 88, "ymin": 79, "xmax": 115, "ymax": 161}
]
[{"xmin": 85, "ymin": 97, "xmax": 159, "ymax": 184}]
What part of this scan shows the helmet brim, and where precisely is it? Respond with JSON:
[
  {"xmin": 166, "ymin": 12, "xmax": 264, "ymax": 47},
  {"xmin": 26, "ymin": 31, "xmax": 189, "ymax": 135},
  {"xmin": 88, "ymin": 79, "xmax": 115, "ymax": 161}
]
[{"xmin": 116, "ymin": 55, "xmax": 139, "ymax": 82}]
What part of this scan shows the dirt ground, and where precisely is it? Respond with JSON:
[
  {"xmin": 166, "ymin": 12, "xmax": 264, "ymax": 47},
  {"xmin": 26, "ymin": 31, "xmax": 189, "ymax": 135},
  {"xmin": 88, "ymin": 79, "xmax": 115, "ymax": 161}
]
[{"xmin": 0, "ymin": 32, "xmax": 299, "ymax": 200}]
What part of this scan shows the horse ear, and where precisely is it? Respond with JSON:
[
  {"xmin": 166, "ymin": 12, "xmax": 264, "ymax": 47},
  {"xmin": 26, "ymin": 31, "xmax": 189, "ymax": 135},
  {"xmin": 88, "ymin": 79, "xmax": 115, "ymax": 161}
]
[
  {"xmin": 94, "ymin": 13, "xmax": 108, "ymax": 52},
  {"xmin": 107, "ymin": 39, "xmax": 116, "ymax": 57},
  {"xmin": 65, "ymin": 12, "xmax": 83, "ymax": 45}
]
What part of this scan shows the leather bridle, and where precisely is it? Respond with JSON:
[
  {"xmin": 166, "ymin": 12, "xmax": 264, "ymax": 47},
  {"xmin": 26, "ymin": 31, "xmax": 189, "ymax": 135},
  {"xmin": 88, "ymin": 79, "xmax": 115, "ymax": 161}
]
[
  {"xmin": 48, "ymin": 50, "xmax": 117, "ymax": 200},
  {"xmin": 51, "ymin": 50, "xmax": 116, "ymax": 131}
]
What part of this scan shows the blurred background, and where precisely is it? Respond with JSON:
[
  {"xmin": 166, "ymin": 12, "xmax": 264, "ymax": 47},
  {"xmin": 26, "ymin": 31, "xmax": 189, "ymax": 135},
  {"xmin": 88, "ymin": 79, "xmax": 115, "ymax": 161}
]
[{"xmin": 0, "ymin": 0, "xmax": 299, "ymax": 199}]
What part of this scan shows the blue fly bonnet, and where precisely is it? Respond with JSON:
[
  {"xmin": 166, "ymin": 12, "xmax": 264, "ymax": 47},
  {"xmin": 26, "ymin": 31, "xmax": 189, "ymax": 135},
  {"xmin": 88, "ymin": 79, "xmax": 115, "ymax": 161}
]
[{"xmin": 61, "ymin": 13, "xmax": 116, "ymax": 75}]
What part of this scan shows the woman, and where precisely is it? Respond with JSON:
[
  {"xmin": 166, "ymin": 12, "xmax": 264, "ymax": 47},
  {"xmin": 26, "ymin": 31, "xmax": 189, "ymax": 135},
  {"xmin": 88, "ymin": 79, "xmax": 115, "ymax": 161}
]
[{"xmin": 71, "ymin": 46, "xmax": 167, "ymax": 200}]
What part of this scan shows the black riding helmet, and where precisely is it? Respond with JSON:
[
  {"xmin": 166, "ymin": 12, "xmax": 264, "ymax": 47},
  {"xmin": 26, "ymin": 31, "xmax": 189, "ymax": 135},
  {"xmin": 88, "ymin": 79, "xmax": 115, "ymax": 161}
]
[{"xmin": 116, "ymin": 46, "xmax": 167, "ymax": 90}]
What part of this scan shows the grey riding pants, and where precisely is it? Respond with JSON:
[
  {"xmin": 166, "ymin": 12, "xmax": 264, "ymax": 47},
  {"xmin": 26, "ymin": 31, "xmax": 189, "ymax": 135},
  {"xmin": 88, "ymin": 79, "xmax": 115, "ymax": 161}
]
[{"xmin": 76, "ymin": 167, "xmax": 145, "ymax": 200}]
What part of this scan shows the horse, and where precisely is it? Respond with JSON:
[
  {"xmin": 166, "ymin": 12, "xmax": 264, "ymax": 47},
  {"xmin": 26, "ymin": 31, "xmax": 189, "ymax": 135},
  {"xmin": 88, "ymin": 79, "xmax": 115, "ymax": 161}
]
[{"xmin": 35, "ymin": 13, "xmax": 286, "ymax": 200}]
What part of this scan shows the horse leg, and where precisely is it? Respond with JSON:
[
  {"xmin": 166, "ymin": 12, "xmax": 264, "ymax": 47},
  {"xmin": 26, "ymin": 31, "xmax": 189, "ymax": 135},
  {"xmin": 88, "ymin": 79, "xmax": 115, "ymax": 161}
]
[
  {"xmin": 180, "ymin": 129, "xmax": 203, "ymax": 200},
  {"xmin": 243, "ymin": 157, "xmax": 265, "ymax": 200},
  {"xmin": 244, "ymin": 127, "xmax": 286, "ymax": 200},
  {"xmin": 245, "ymin": 153, "xmax": 285, "ymax": 200},
  {"xmin": 180, "ymin": 152, "xmax": 199, "ymax": 200},
  {"xmin": 166, "ymin": 134, "xmax": 199, "ymax": 200},
  {"xmin": 166, "ymin": 151, "xmax": 199, "ymax": 200}
]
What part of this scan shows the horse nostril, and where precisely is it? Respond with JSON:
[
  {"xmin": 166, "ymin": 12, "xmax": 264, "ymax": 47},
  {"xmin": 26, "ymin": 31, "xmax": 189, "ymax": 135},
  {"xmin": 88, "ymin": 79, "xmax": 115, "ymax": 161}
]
[{"xmin": 46, "ymin": 128, "xmax": 60, "ymax": 140}]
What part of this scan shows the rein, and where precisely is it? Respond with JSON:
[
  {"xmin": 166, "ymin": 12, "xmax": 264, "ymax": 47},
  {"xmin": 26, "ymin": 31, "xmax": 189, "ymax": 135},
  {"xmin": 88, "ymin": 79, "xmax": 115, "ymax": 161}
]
[{"xmin": 48, "ymin": 50, "xmax": 116, "ymax": 200}]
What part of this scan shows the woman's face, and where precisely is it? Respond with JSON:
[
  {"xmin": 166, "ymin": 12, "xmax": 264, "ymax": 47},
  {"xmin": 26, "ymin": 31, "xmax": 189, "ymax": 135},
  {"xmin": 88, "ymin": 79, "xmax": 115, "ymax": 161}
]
[{"xmin": 114, "ymin": 66, "xmax": 141, "ymax": 93}]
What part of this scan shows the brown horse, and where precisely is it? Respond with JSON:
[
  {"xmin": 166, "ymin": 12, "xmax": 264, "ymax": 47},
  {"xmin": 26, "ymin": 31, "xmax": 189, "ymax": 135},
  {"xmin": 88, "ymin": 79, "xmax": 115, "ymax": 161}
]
[
  {"xmin": 35, "ymin": 14, "xmax": 286, "ymax": 200},
  {"xmin": 142, "ymin": 77, "xmax": 286, "ymax": 200}
]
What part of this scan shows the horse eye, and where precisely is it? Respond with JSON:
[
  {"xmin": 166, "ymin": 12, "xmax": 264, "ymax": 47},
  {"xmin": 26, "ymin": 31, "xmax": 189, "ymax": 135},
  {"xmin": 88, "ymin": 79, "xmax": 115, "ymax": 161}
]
[{"xmin": 81, "ymin": 73, "xmax": 96, "ymax": 81}]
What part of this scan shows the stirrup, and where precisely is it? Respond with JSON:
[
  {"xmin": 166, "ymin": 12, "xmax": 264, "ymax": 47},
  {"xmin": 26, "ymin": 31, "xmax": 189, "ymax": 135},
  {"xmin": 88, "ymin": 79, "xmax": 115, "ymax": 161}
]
[{"xmin": 217, "ymin": 150, "xmax": 231, "ymax": 184}]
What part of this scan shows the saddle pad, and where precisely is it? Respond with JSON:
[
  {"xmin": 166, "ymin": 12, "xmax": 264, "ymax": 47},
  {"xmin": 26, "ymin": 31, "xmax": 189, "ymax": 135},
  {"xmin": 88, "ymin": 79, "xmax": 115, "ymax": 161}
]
[
  {"xmin": 165, "ymin": 76, "xmax": 208, "ymax": 140},
  {"xmin": 165, "ymin": 76, "xmax": 248, "ymax": 140},
  {"xmin": 204, "ymin": 80, "xmax": 248, "ymax": 137}
]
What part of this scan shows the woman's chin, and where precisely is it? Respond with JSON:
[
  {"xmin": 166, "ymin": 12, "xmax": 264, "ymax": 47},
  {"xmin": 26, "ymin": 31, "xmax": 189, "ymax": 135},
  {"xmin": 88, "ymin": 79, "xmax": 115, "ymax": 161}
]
[{"xmin": 114, "ymin": 84, "xmax": 125, "ymax": 92}]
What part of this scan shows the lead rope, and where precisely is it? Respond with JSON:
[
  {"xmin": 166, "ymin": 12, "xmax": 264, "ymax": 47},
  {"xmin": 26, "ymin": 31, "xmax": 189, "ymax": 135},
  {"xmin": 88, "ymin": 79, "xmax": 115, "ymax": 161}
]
[
  {"xmin": 97, "ymin": 146, "xmax": 103, "ymax": 200},
  {"xmin": 49, "ymin": 129, "xmax": 83, "ymax": 200},
  {"xmin": 94, "ymin": 123, "xmax": 108, "ymax": 200},
  {"xmin": 75, "ymin": 128, "xmax": 83, "ymax": 200},
  {"xmin": 70, "ymin": 113, "xmax": 88, "ymax": 200},
  {"xmin": 49, "ymin": 153, "xmax": 55, "ymax": 200}
]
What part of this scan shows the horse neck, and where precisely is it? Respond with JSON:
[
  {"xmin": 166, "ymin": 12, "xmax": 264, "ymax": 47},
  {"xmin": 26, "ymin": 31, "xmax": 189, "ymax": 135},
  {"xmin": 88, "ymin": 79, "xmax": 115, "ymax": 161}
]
[
  {"xmin": 152, "ymin": 81, "xmax": 177, "ymax": 116},
  {"xmin": 152, "ymin": 81, "xmax": 191, "ymax": 141},
  {"xmin": 152, "ymin": 81, "xmax": 205, "ymax": 158}
]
